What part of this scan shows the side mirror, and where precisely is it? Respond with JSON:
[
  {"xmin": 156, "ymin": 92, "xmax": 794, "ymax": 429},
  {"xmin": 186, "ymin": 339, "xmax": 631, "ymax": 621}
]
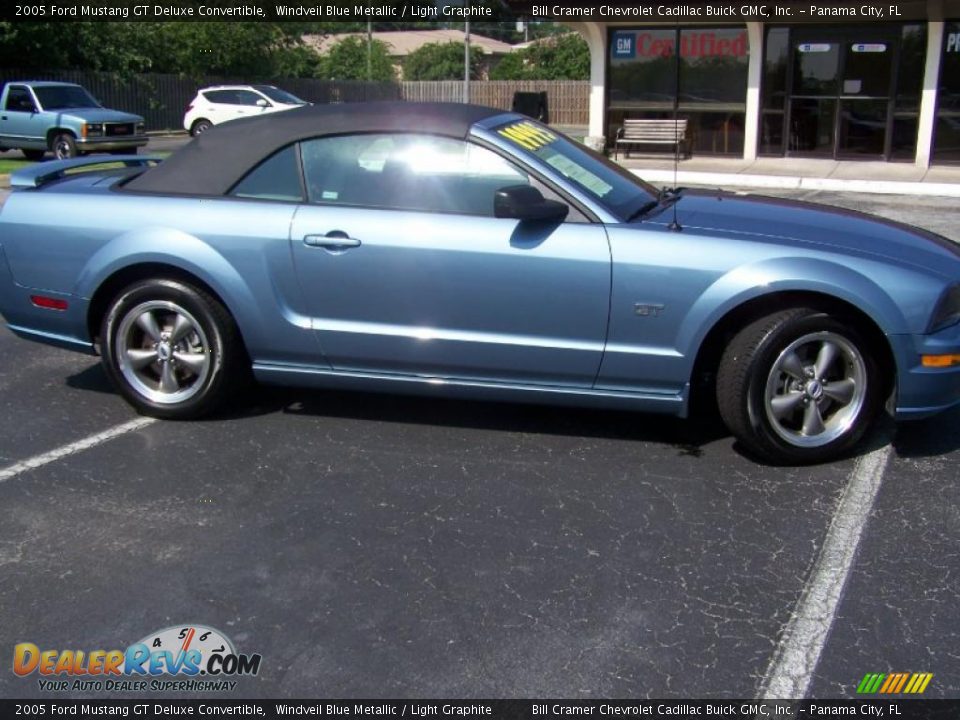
[
  {"xmin": 256, "ymin": 98, "xmax": 270, "ymax": 108},
  {"xmin": 494, "ymin": 185, "xmax": 568, "ymax": 223}
]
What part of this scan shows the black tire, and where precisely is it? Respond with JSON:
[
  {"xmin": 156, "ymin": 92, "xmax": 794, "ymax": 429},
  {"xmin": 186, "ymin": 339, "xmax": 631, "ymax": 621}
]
[
  {"xmin": 716, "ymin": 308, "xmax": 882, "ymax": 464},
  {"xmin": 191, "ymin": 119, "xmax": 212, "ymax": 136},
  {"xmin": 22, "ymin": 148, "xmax": 45, "ymax": 161},
  {"xmin": 52, "ymin": 132, "xmax": 78, "ymax": 160},
  {"xmin": 100, "ymin": 278, "xmax": 246, "ymax": 419}
]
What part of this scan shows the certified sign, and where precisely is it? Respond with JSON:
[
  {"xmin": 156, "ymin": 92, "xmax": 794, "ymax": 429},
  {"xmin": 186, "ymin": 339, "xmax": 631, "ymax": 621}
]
[{"xmin": 852, "ymin": 43, "xmax": 887, "ymax": 53}]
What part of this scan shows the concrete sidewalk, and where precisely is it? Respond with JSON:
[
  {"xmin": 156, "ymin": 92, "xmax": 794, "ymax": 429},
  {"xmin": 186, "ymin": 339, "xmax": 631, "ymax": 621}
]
[{"xmin": 620, "ymin": 155, "xmax": 960, "ymax": 197}]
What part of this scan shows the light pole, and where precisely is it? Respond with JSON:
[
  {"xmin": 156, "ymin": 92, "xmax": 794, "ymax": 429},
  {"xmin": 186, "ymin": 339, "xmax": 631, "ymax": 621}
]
[
  {"xmin": 464, "ymin": 21, "xmax": 470, "ymax": 104},
  {"xmin": 366, "ymin": 21, "xmax": 372, "ymax": 82}
]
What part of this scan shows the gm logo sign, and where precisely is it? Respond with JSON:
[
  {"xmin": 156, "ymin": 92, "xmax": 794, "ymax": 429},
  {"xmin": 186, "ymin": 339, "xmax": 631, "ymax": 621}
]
[{"xmin": 612, "ymin": 32, "xmax": 635, "ymax": 59}]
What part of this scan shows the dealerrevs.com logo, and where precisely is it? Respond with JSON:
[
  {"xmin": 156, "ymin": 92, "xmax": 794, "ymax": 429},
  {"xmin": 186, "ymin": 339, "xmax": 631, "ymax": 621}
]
[{"xmin": 13, "ymin": 624, "xmax": 262, "ymax": 693}]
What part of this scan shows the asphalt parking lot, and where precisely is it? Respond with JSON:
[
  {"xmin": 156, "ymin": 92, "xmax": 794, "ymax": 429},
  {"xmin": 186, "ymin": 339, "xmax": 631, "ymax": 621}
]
[{"xmin": 0, "ymin": 177, "xmax": 958, "ymax": 701}]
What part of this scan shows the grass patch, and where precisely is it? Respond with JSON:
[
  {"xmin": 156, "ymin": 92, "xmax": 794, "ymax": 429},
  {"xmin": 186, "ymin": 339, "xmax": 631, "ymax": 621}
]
[
  {"xmin": 0, "ymin": 157, "xmax": 37, "ymax": 174},
  {"xmin": 0, "ymin": 151, "xmax": 170, "ymax": 179}
]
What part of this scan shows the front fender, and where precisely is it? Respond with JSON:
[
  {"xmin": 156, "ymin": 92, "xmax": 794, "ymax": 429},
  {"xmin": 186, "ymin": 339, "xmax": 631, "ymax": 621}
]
[{"xmin": 675, "ymin": 256, "xmax": 929, "ymax": 361}]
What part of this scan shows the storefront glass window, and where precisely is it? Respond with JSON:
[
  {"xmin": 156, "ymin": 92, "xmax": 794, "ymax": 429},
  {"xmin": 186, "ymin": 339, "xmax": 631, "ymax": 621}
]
[
  {"xmin": 933, "ymin": 21, "xmax": 960, "ymax": 163},
  {"xmin": 892, "ymin": 24, "xmax": 927, "ymax": 159},
  {"xmin": 760, "ymin": 27, "xmax": 790, "ymax": 154},
  {"xmin": 609, "ymin": 28, "xmax": 677, "ymax": 110},
  {"xmin": 607, "ymin": 27, "xmax": 748, "ymax": 156}
]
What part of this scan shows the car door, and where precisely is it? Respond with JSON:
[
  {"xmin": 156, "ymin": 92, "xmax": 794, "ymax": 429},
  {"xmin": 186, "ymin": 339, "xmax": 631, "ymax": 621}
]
[
  {"xmin": 0, "ymin": 85, "xmax": 43, "ymax": 145},
  {"xmin": 289, "ymin": 132, "xmax": 612, "ymax": 387},
  {"xmin": 232, "ymin": 89, "xmax": 269, "ymax": 119}
]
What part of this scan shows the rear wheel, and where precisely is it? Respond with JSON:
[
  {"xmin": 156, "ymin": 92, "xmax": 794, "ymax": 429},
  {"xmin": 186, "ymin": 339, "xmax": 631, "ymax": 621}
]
[
  {"xmin": 190, "ymin": 119, "xmax": 212, "ymax": 136},
  {"xmin": 52, "ymin": 133, "xmax": 78, "ymax": 160},
  {"xmin": 101, "ymin": 278, "xmax": 246, "ymax": 419},
  {"xmin": 717, "ymin": 308, "xmax": 882, "ymax": 464}
]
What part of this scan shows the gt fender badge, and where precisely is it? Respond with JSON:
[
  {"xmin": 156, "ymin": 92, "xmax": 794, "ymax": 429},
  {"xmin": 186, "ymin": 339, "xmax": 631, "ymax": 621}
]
[{"xmin": 634, "ymin": 303, "xmax": 665, "ymax": 317}]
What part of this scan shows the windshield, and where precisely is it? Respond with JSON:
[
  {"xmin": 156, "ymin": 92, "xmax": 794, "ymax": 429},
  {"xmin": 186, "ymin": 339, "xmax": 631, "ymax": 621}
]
[
  {"xmin": 34, "ymin": 85, "xmax": 101, "ymax": 110},
  {"xmin": 254, "ymin": 85, "xmax": 306, "ymax": 105},
  {"xmin": 490, "ymin": 119, "xmax": 657, "ymax": 220}
]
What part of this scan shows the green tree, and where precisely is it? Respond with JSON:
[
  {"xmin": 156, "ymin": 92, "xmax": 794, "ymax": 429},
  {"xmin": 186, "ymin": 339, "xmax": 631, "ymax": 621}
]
[
  {"xmin": 145, "ymin": 23, "xmax": 315, "ymax": 78},
  {"xmin": 490, "ymin": 32, "xmax": 589, "ymax": 81},
  {"xmin": 403, "ymin": 42, "xmax": 481, "ymax": 81},
  {"xmin": 0, "ymin": 22, "xmax": 152, "ymax": 76},
  {"xmin": 318, "ymin": 36, "xmax": 395, "ymax": 81},
  {"xmin": 0, "ymin": 21, "xmax": 325, "ymax": 79}
]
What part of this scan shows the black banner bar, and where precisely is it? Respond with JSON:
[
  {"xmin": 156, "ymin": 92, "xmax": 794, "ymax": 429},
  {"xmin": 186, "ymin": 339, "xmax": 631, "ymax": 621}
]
[
  {"xmin": 3, "ymin": 700, "xmax": 960, "ymax": 720},
  {"xmin": 0, "ymin": 1, "xmax": 930, "ymax": 23}
]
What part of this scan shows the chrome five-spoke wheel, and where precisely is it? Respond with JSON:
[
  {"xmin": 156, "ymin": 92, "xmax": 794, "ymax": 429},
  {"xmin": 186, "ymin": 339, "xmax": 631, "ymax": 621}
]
[
  {"xmin": 717, "ymin": 308, "xmax": 881, "ymax": 464},
  {"xmin": 101, "ymin": 278, "xmax": 245, "ymax": 419},
  {"xmin": 764, "ymin": 332, "xmax": 867, "ymax": 448},
  {"xmin": 115, "ymin": 301, "xmax": 211, "ymax": 404}
]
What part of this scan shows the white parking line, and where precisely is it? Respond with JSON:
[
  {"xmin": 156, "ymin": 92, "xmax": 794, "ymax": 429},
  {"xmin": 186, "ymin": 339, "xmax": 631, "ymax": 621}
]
[
  {"xmin": 0, "ymin": 417, "xmax": 157, "ymax": 484},
  {"xmin": 758, "ymin": 444, "xmax": 893, "ymax": 699}
]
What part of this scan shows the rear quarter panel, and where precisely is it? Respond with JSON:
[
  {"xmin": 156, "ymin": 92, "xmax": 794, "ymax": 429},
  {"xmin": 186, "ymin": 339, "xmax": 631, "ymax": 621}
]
[{"xmin": 0, "ymin": 182, "xmax": 320, "ymax": 365}]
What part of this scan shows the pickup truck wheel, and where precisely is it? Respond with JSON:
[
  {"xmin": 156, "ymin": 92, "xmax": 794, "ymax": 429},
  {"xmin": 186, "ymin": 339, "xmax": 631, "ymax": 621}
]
[
  {"xmin": 22, "ymin": 149, "xmax": 45, "ymax": 161},
  {"xmin": 716, "ymin": 308, "xmax": 881, "ymax": 465},
  {"xmin": 101, "ymin": 279, "xmax": 245, "ymax": 419},
  {"xmin": 52, "ymin": 133, "xmax": 78, "ymax": 160},
  {"xmin": 191, "ymin": 119, "xmax": 212, "ymax": 136}
]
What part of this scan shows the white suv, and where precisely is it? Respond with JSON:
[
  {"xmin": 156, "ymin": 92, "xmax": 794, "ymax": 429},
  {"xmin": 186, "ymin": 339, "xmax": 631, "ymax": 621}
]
[{"xmin": 183, "ymin": 85, "xmax": 308, "ymax": 136}]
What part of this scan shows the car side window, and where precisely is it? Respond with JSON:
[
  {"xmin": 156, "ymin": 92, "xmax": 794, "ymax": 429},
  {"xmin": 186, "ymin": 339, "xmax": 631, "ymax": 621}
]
[
  {"xmin": 299, "ymin": 133, "xmax": 530, "ymax": 217},
  {"xmin": 6, "ymin": 86, "xmax": 34, "ymax": 112},
  {"xmin": 229, "ymin": 144, "xmax": 303, "ymax": 202},
  {"xmin": 235, "ymin": 90, "xmax": 265, "ymax": 106},
  {"xmin": 202, "ymin": 90, "xmax": 233, "ymax": 104}
]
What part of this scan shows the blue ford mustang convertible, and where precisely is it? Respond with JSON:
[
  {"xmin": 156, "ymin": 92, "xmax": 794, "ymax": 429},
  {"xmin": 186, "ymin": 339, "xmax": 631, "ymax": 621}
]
[{"xmin": 1, "ymin": 102, "xmax": 959, "ymax": 464}]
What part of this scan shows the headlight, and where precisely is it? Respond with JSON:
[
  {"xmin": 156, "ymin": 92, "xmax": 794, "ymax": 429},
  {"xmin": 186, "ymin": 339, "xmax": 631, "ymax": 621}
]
[
  {"xmin": 136, "ymin": 122, "xmax": 145, "ymax": 135},
  {"xmin": 928, "ymin": 283, "xmax": 960, "ymax": 333},
  {"xmin": 82, "ymin": 123, "xmax": 104, "ymax": 138}
]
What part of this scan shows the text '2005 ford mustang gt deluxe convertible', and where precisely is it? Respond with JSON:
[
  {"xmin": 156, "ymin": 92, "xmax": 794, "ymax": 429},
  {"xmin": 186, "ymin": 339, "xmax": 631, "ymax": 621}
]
[{"xmin": 1, "ymin": 102, "xmax": 959, "ymax": 464}]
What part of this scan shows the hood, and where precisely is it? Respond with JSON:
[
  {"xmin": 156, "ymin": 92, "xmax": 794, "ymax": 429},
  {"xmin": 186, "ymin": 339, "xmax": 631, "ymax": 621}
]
[
  {"xmin": 643, "ymin": 190, "xmax": 960, "ymax": 279},
  {"xmin": 59, "ymin": 108, "xmax": 144, "ymax": 124}
]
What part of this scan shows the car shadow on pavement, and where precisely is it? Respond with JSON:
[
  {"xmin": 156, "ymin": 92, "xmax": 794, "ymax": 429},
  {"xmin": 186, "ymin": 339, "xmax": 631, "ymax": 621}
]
[
  {"xmin": 65, "ymin": 362, "xmax": 115, "ymax": 394},
  {"xmin": 257, "ymin": 384, "xmax": 729, "ymax": 458},
  {"xmin": 67, "ymin": 361, "xmax": 938, "ymax": 463},
  {"xmin": 892, "ymin": 405, "xmax": 960, "ymax": 458},
  {"xmin": 65, "ymin": 359, "xmax": 727, "ymax": 455}
]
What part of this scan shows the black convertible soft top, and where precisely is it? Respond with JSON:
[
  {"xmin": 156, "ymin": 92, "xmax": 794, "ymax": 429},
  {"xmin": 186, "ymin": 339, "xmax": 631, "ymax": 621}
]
[{"xmin": 125, "ymin": 101, "xmax": 508, "ymax": 196}]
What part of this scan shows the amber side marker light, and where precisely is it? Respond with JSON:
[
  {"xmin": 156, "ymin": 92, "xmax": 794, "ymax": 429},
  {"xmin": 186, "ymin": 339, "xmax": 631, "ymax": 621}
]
[
  {"xmin": 30, "ymin": 295, "xmax": 68, "ymax": 311},
  {"xmin": 921, "ymin": 354, "xmax": 960, "ymax": 368}
]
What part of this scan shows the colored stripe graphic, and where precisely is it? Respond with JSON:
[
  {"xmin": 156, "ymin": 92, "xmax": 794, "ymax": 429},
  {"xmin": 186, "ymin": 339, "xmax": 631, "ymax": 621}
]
[
  {"xmin": 892, "ymin": 673, "xmax": 909, "ymax": 693},
  {"xmin": 857, "ymin": 672, "xmax": 932, "ymax": 694}
]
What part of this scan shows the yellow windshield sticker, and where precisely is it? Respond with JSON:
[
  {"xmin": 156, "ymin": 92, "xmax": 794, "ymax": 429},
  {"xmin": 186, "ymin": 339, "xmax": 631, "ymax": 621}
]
[{"xmin": 497, "ymin": 121, "xmax": 557, "ymax": 151}]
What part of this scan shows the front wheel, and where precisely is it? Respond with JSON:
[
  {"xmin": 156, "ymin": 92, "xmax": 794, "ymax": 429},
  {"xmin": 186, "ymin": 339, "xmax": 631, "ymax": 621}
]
[
  {"xmin": 717, "ymin": 308, "xmax": 882, "ymax": 464},
  {"xmin": 52, "ymin": 133, "xmax": 78, "ymax": 160},
  {"xmin": 101, "ymin": 279, "xmax": 246, "ymax": 419}
]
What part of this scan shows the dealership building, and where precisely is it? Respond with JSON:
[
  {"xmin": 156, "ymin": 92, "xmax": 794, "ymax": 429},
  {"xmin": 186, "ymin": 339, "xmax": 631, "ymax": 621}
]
[{"xmin": 566, "ymin": 0, "xmax": 960, "ymax": 165}]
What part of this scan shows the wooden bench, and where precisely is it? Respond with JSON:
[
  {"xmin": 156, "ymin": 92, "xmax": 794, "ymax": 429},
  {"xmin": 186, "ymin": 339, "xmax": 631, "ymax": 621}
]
[{"xmin": 614, "ymin": 119, "xmax": 689, "ymax": 160}]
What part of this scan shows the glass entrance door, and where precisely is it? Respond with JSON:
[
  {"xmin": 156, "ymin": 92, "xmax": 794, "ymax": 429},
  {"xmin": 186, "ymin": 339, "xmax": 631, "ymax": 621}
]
[{"xmin": 787, "ymin": 29, "xmax": 896, "ymax": 159}]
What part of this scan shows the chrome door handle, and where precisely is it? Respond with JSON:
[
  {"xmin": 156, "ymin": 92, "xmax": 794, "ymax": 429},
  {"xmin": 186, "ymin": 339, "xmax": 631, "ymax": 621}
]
[{"xmin": 303, "ymin": 232, "xmax": 361, "ymax": 250}]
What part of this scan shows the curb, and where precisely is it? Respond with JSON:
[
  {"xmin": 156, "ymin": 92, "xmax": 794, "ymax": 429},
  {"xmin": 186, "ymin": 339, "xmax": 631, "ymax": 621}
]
[{"xmin": 635, "ymin": 169, "xmax": 960, "ymax": 198}]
